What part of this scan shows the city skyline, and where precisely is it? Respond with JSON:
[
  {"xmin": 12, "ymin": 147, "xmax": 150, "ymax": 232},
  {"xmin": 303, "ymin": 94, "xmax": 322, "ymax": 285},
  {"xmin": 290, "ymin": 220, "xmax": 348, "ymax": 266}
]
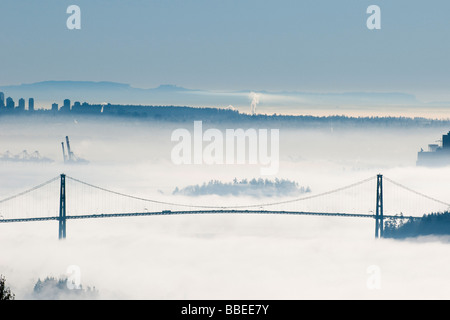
[{"xmin": 2, "ymin": 79, "xmax": 450, "ymax": 119}]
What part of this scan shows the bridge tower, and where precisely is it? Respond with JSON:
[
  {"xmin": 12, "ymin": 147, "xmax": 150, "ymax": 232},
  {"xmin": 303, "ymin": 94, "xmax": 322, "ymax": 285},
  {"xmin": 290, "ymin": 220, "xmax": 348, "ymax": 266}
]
[
  {"xmin": 375, "ymin": 174, "xmax": 384, "ymax": 238},
  {"xmin": 59, "ymin": 174, "xmax": 66, "ymax": 240}
]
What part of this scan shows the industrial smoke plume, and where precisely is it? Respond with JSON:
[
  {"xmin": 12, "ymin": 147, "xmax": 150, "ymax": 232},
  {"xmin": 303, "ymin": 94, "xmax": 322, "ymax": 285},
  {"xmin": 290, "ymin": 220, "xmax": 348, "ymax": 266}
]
[{"xmin": 250, "ymin": 92, "xmax": 259, "ymax": 115}]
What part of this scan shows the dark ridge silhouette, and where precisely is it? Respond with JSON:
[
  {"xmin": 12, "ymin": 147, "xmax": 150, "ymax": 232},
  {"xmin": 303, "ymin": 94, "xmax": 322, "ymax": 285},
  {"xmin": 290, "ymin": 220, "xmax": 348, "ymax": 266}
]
[
  {"xmin": 1, "ymin": 100, "xmax": 450, "ymax": 129},
  {"xmin": 384, "ymin": 212, "xmax": 450, "ymax": 239},
  {"xmin": 1, "ymin": 85, "xmax": 450, "ymax": 128}
]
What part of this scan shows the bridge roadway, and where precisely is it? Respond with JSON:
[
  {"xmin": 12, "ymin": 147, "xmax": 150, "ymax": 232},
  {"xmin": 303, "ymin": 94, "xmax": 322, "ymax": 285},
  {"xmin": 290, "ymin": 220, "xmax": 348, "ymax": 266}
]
[{"xmin": 0, "ymin": 209, "xmax": 421, "ymax": 224}]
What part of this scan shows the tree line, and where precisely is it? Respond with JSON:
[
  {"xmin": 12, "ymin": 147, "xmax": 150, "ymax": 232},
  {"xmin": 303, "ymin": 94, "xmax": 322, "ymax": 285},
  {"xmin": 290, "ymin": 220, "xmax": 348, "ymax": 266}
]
[{"xmin": 384, "ymin": 212, "xmax": 450, "ymax": 239}]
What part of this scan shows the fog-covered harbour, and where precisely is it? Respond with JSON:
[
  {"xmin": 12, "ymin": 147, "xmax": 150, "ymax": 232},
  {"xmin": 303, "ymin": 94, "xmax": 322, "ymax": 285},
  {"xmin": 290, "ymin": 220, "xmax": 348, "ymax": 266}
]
[{"xmin": 1, "ymin": 115, "xmax": 450, "ymax": 299}]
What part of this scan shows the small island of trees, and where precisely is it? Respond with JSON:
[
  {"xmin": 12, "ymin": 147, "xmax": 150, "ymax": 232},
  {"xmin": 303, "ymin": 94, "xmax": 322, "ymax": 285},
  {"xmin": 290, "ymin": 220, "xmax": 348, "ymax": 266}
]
[{"xmin": 173, "ymin": 178, "xmax": 311, "ymax": 198}]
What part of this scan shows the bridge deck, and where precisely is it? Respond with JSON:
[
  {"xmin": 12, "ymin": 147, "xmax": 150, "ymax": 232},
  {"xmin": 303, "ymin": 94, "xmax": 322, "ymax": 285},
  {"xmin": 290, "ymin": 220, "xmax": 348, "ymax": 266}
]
[{"xmin": 0, "ymin": 210, "xmax": 421, "ymax": 223}]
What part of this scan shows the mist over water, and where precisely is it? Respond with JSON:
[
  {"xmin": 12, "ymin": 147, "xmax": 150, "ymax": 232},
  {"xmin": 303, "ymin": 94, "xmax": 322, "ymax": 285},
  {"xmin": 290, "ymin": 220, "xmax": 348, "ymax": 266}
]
[{"xmin": 1, "ymin": 116, "xmax": 450, "ymax": 299}]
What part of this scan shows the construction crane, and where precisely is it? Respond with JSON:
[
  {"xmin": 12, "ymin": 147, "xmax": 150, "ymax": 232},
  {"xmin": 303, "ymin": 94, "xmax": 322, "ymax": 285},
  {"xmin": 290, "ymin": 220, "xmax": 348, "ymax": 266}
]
[
  {"xmin": 61, "ymin": 136, "xmax": 88, "ymax": 164},
  {"xmin": 61, "ymin": 142, "xmax": 67, "ymax": 162},
  {"xmin": 66, "ymin": 136, "xmax": 75, "ymax": 161},
  {"xmin": 0, "ymin": 150, "xmax": 52, "ymax": 163}
]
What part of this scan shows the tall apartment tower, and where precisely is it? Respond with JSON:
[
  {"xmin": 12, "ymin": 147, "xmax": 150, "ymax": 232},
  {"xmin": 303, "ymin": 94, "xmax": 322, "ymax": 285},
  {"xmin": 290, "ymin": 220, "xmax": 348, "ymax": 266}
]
[
  {"xmin": 18, "ymin": 98, "xmax": 25, "ymax": 111},
  {"xmin": 52, "ymin": 103, "xmax": 59, "ymax": 112},
  {"xmin": 443, "ymin": 132, "xmax": 450, "ymax": 150},
  {"xmin": 62, "ymin": 99, "xmax": 71, "ymax": 112},
  {"xmin": 28, "ymin": 98, "xmax": 35, "ymax": 111},
  {"xmin": 6, "ymin": 97, "xmax": 14, "ymax": 110},
  {"xmin": 0, "ymin": 92, "xmax": 4, "ymax": 108}
]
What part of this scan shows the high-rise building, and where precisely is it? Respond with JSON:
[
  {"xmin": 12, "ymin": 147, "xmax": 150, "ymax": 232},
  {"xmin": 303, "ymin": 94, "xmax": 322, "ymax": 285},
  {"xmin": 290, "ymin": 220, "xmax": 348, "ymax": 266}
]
[
  {"xmin": 52, "ymin": 103, "xmax": 59, "ymax": 112},
  {"xmin": 18, "ymin": 98, "xmax": 25, "ymax": 111},
  {"xmin": 6, "ymin": 97, "xmax": 14, "ymax": 110},
  {"xmin": 62, "ymin": 99, "xmax": 71, "ymax": 112},
  {"xmin": 443, "ymin": 131, "xmax": 450, "ymax": 149},
  {"xmin": 0, "ymin": 92, "xmax": 4, "ymax": 108},
  {"xmin": 28, "ymin": 98, "xmax": 35, "ymax": 111}
]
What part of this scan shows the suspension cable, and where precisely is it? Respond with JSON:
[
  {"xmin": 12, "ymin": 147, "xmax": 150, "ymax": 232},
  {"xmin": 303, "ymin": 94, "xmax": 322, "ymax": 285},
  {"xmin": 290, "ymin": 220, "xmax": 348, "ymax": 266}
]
[
  {"xmin": 384, "ymin": 176, "xmax": 450, "ymax": 207},
  {"xmin": 0, "ymin": 176, "xmax": 60, "ymax": 204},
  {"xmin": 66, "ymin": 175, "xmax": 377, "ymax": 209}
]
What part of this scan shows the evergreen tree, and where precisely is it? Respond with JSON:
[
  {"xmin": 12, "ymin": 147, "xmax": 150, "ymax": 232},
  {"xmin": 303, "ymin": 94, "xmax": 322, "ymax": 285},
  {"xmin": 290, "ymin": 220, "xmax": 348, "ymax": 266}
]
[{"xmin": 0, "ymin": 275, "xmax": 15, "ymax": 300}]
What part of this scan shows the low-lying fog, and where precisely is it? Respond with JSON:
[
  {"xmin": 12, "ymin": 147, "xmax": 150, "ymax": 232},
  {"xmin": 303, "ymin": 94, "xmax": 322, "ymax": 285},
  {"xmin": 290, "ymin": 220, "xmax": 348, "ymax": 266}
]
[{"xmin": 0, "ymin": 116, "xmax": 449, "ymax": 299}]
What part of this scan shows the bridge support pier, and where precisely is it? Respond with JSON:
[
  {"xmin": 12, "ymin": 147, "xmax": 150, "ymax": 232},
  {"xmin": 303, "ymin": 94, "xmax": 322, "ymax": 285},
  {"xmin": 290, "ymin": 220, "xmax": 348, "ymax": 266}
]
[
  {"xmin": 375, "ymin": 174, "xmax": 383, "ymax": 238},
  {"xmin": 59, "ymin": 174, "xmax": 66, "ymax": 240}
]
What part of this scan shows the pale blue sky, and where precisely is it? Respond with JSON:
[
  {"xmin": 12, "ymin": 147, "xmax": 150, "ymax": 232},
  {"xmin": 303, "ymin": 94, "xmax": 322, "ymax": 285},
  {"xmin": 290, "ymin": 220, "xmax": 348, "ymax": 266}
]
[{"xmin": 1, "ymin": 0, "xmax": 450, "ymax": 100}]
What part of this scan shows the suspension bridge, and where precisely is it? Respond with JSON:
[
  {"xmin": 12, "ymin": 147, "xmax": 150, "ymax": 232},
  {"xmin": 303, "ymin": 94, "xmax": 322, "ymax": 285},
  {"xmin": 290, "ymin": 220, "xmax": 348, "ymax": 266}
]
[{"xmin": 0, "ymin": 173, "xmax": 448, "ymax": 239}]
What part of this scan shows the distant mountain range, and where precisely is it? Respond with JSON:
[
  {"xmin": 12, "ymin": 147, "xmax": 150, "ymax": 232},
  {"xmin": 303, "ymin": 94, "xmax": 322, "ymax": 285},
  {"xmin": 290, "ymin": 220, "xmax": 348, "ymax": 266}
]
[
  {"xmin": 0, "ymin": 81, "xmax": 445, "ymax": 115},
  {"xmin": 0, "ymin": 81, "xmax": 195, "ymax": 105}
]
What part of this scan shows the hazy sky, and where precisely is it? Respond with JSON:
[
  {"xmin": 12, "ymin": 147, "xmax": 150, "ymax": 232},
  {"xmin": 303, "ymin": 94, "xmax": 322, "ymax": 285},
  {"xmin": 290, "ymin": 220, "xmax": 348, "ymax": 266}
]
[{"xmin": 2, "ymin": 1, "xmax": 450, "ymax": 100}]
